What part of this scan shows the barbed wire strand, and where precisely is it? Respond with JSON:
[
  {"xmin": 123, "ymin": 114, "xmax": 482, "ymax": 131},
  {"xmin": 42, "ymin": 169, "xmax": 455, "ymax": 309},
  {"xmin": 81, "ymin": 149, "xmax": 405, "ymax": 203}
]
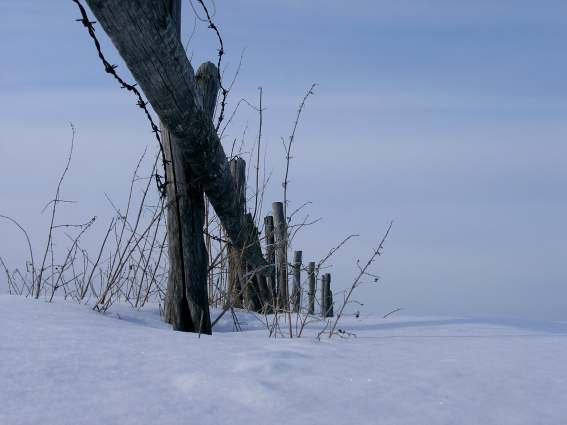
[
  {"xmin": 71, "ymin": 0, "xmax": 168, "ymax": 197},
  {"xmin": 194, "ymin": 0, "xmax": 228, "ymax": 132}
]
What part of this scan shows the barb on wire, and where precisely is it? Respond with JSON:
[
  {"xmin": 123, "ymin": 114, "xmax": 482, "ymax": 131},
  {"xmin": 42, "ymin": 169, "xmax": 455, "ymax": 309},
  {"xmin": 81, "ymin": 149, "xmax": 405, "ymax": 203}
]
[
  {"xmin": 194, "ymin": 0, "xmax": 228, "ymax": 132},
  {"xmin": 71, "ymin": 0, "xmax": 168, "ymax": 197}
]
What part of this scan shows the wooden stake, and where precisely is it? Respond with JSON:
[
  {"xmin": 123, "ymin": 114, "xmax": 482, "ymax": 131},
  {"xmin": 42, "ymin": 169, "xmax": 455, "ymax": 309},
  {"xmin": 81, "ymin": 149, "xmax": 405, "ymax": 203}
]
[
  {"xmin": 291, "ymin": 251, "xmax": 302, "ymax": 312},
  {"xmin": 272, "ymin": 202, "xmax": 288, "ymax": 311},
  {"xmin": 307, "ymin": 261, "xmax": 315, "ymax": 314},
  {"xmin": 228, "ymin": 158, "xmax": 246, "ymax": 308},
  {"xmin": 325, "ymin": 273, "xmax": 334, "ymax": 317},
  {"xmin": 321, "ymin": 273, "xmax": 328, "ymax": 317},
  {"xmin": 264, "ymin": 215, "xmax": 276, "ymax": 308}
]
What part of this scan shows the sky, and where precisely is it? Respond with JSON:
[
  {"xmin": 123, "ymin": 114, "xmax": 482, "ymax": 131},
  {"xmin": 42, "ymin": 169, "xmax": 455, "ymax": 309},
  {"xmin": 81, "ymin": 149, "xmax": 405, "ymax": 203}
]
[{"xmin": 0, "ymin": 0, "xmax": 566, "ymax": 320}]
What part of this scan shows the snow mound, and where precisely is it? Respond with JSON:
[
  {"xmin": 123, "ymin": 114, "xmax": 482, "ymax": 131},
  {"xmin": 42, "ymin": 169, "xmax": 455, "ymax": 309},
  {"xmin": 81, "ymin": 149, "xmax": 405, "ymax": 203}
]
[{"xmin": 1, "ymin": 295, "xmax": 567, "ymax": 425}]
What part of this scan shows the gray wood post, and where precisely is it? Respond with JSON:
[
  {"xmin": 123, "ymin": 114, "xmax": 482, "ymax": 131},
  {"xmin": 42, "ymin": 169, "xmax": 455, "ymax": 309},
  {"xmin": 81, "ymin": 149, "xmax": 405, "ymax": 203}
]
[
  {"xmin": 307, "ymin": 262, "xmax": 316, "ymax": 314},
  {"xmin": 264, "ymin": 215, "xmax": 276, "ymax": 308},
  {"xmin": 225, "ymin": 162, "xmax": 271, "ymax": 312},
  {"xmin": 162, "ymin": 3, "xmax": 216, "ymax": 334},
  {"xmin": 291, "ymin": 251, "xmax": 302, "ymax": 312},
  {"xmin": 320, "ymin": 273, "xmax": 328, "ymax": 317},
  {"xmin": 272, "ymin": 202, "xmax": 288, "ymax": 311},
  {"xmin": 228, "ymin": 158, "xmax": 246, "ymax": 308},
  {"xmin": 325, "ymin": 273, "xmax": 334, "ymax": 317}
]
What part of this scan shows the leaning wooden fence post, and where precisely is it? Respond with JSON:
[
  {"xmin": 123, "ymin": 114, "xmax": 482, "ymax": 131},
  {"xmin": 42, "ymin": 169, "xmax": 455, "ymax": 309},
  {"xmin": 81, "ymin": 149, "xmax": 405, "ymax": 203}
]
[
  {"xmin": 320, "ymin": 273, "xmax": 328, "ymax": 317},
  {"xmin": 307, "ymin": 262, "xmax": 316, "ymax": 314},
  {"xmin": 272, "ymin": 202, "xmax": 288, "ymax": 311},
  {"xmin": 243, "ymin": 212, "xmax": 272, "ymax": 312},
  {"xmin": 291, "ymin": 250, "xmax": 302, "ymax": 312}
]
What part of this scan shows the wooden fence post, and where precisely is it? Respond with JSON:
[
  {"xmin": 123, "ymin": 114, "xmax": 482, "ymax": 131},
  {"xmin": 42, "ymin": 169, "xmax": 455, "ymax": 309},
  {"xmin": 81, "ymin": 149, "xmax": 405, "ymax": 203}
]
[
  {"xmin": 272, "ymin": 202, "xmax": 288, "ymax": 311},
  {"xmin": 226, "ymin": 160, "xmax": 272, "ymax": 312},
  {"xmin": 264, "ymin": 215, "xmax": 276, "ymax": 308},
  {"xmin": 228, "ymin": 158, "xmax": 246, "ymax": 308},
  {"xmin": 291, "ymin": 250, "xmax": 302, "ymax": 312},
  {"xmin": 307, "ymin": 262, "xmax": 315, "ymax": 314},
  {"xmin": 320, "ymin": 273, "xmax": 328, "ymax": 317},
  {"xmin": 325, "ymin": 273, "xmax": 334, "ymax": 317}
]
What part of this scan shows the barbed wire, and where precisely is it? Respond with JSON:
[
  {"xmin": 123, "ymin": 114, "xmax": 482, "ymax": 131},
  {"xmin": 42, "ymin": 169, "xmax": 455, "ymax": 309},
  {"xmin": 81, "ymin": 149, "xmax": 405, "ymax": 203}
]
[
  {"xmin": 194, "ymin": 0, "xmax": 228, "ymax": 132},
  {"xmin": 71, "ymin": 0, "xmax": 168, "ymax": 197},
  {"xmin": 188, "ymin": 0, "xmax": 216, "ymax": 22}
]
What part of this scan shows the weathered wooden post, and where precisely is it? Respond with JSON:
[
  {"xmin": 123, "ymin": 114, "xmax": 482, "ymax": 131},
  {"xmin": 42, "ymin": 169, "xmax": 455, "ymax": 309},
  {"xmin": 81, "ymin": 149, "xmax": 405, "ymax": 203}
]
[
  {"xmin": 307, "ymin": 261, "xmax": 316, "ymax": 314},
  {"xmin": 291, "ymin": 250, "xmax": 302, "ymax": 312},
  {"xmin": 272, "ymin": 202, "xmax": 288, "ymax": 311},
  {"xmin": 320, "ymin": 273, "xmax": 328, "ymax": 317},
  {"xmin": 264, "ymin": 215, "xmax": 276, "ymax": 308},
  {"xmin": 225, "ymin": 162, "xmax": 272, "ymax": 312},
  {"xmin": 227, "ymin": 158, "xmax": 247, "ymax": 308},
  {"xmin": 325, "ymin": 273, "xmax": 334, "ymax": 317},
  {"xmin": 162, "ymin": 2, "xmax": 219, "ymax": 334}
]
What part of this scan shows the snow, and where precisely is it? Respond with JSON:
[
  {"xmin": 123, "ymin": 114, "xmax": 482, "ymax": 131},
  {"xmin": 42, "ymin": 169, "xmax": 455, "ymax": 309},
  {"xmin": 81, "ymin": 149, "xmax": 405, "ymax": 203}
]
[{"xmin": 1, "ymin": 295, "xmax": 567, "ymax": 425}]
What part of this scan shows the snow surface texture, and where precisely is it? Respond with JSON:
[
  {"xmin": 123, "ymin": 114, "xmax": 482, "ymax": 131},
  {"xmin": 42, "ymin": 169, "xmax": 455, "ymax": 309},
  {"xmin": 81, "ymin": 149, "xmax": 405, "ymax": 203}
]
[{"xmin": 1, "ymin": 295, "xmax": 567, "ymax": 425}]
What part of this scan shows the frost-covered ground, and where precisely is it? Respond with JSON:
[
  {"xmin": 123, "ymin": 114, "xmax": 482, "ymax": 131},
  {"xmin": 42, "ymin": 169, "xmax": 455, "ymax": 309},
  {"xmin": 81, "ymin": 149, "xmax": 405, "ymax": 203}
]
[{"xmin": 1, "ymin": 294, "xmax": 567, "ymax": 425}]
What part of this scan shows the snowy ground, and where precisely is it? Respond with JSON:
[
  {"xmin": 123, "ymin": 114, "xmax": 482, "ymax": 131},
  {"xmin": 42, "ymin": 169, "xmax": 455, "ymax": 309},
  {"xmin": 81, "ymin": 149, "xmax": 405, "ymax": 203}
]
[{"xmin": 1, "ymin": 295, "xmax": 567, "ymax": 425}]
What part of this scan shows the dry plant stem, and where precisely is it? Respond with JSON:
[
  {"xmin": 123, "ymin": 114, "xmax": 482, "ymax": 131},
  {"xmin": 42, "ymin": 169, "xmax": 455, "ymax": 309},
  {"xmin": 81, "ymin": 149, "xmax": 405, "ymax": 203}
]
[
  {"xmin": 106, "ymin": 155, "xmax": 160, "ymax": 294},
  {"xmin": 276, "ymin": 85, "xmax": 315, "ymax": 337},
  {"xmin": 140, "ymin": 231, "xmax": 168, "ymax": 307},
  {"xmin": 194, "ymin": 0, "xmax": 229, "ymax": 131},
  {"xmin": 0, "ymin": 257, "xmax": 16, "ymax": 294},
  {"xmin": 135, "ymin": 205, "xmax": 165, "ymax": 307},
  {"xmin": 211, "ymin": 263, "xmax": 273, "ymax": 328},
  {"xmin": 329, "ymin": 221, "xmax": 393, "ymax": 338},
  {"xmin": 252, "ymin": 87, "xmax": 263, "ymax": 222},
  {"xmin": 49, "ymin": 217, "xmax": 95, "ymax": 302},
  {"xmin": 383, "ymin": 307, "xmax": 402, "ymax": 319},
  {"xmin": 107, "ymin": 151, "xmax": 147, "ymax": 278},
  {"xmin": 0, "ymin": 215, "xmax": 36, "ymax": 288},
  {"xmin": 282, "ymin": 84, "xmax": 316, "ymax": 221},
  {"xmin": 317, "ymin": 234, "xmax": 359, "ymax": 270},
  {"xmin": 95, "ymin": 200, "xmax": 172, "ymax": 310},
  {"xmin": 36, "ymin": 123, "xmax": 75, "ymax": 298}
]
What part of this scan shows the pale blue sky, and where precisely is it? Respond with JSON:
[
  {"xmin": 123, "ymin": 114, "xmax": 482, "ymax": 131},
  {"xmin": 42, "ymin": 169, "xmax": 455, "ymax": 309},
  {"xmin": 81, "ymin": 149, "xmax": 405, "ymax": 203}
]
[{"xmin": 1, "ymin": 1, "xmax": 566, "ymax": 319}]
